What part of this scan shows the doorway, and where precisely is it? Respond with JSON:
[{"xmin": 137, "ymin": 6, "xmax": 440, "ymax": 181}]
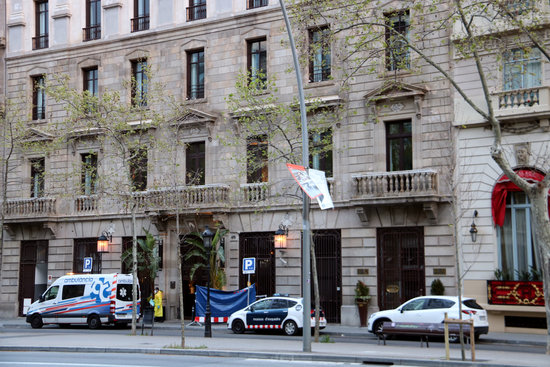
[
  {"xmin": 377, "ymin": 227, "xmax": 424, "ymax": 310},
  {"xmin": 239, "ymin": 232, "xmax": 275, "ymax": 298},
  {"xmin": 312, "ymin": 230, "xmax": 342, "ymax": 323},
  {"xmin": 18, "ymin": 240, "xmax": 48, "ymax": 316}
]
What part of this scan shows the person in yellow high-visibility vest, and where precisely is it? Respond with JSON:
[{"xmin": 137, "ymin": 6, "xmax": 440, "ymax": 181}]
[{"xmin": 153, "ymin": 287, "xmax": 164, "ymax": 322}]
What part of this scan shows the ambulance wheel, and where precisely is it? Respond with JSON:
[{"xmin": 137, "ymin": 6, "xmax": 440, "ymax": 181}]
[
  {"xmin": 30, "ymin": 315, "xmax": 43, "ymax": 329},
  {"xmin": 87, "ymin": 315, "xmax": 101, "ymax": 329},
  {"xmin": 232, "ymin": 319, "xmax": 245, "ymax": 334},
  {"xmin": 284, "ymin": 320, "xmax": 298, "ymax": 336}
]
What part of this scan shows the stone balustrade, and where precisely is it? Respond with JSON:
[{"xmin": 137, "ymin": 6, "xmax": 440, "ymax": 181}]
[
  {"xmin": 5, "ymin": 197, "xmax": 56, "ymax": 216},
  {"xmin": 353, "ymin": 169, "xmax": 438, "ymax": 198},
  {"xmin": 75, "ymin": 195, "xmax": 99, "ymax": 213},
  {"xmin": 491, "ymin": 86, "xmax": 550, "ymax": 119},
  {"xmin": 240, "ymin": 182, "xmax": 270, "ymax": 203},
  {"xmin": 132, "ymin": 184, "xmax": 230, "ymax": 211}
]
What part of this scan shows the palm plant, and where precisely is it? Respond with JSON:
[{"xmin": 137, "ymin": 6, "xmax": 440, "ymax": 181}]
[
  {"xmin": 183, "ymin": 227, "xmax": 228, "ymax": 290},
  {"xmin": 121, "ymin": 229, "xmax": 160, "ymax": 296}
]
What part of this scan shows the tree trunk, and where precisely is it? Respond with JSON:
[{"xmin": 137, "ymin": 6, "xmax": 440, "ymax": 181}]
[
  {"xmin": 176, "ymin": 211, "xmax": 186, "ymax": 348},
  {"xmin": 529, "ymin": 187, "xmax": 550, "ymax": 354},
  {"xmin": 131, "ymin": 204, "xmax": 138, "ymax": 335}
]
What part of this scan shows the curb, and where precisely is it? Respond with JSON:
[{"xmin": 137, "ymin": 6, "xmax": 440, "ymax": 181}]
[{"xmin": 0, "ymin": 345, "xmax": 529, "ymax": 367}]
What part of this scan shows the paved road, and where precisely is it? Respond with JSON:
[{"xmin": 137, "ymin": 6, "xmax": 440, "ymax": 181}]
[{"xmin": 0, "ymin": 351, "xmax": 406, "ymax": 367}]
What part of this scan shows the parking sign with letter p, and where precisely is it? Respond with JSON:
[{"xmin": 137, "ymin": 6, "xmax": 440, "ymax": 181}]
[
  {"xmin": 242, "ymin": 257, "xmax": 255, "ymax": 274},
  {"xmin": 83, "ymin": 257, "xmax": 93, "ymax": 273}
]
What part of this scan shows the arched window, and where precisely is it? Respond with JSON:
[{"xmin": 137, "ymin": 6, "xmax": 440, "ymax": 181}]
[{"xmin": 492, "ymin": 169, "xmax": 547, "ymax": 280}]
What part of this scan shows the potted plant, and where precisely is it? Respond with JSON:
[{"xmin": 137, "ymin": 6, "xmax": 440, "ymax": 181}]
[{"xmin": 355, "ymin": 280, "xmax": 371, "ymax": 327}]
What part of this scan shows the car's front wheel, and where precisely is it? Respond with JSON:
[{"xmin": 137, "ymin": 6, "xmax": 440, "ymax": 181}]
[
  {"xmin": 30, "ymin": 314, "xmax": 43, "ymax": 329},
  {"xmin": 232, "ymin": 319, "xmax": 245, "ymax": 334},
  {"xmin": 284, "ymin": 320, "xmax": 298, "ymax": 336}
]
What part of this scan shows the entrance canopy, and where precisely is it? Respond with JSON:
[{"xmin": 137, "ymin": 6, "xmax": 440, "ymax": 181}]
[{"xmin": 491, "ymin": 169, "xmax": 548, "ymax": 226}]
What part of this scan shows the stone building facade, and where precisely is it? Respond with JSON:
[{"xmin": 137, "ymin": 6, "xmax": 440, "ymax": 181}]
[{"xmin": 0, "ymin": 0, "xmax": 458, "ymax": 326}]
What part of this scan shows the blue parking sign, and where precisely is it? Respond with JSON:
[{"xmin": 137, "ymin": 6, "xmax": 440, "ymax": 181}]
[
  {"xmin": 242, "ymin": 257, "xmax": 255, "ymax": 274},
  {"xmin": 83, "ymin": 257, "xmax": 93, "ymax": 273}
]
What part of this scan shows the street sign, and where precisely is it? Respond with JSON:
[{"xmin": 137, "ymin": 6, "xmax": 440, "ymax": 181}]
[
  {"xmin": 242, "ymin": 257, "xmax": 256, "ymax": 274},
  {"xmin": 83, "ymin": 257, "xmax": 93, "ymax": 273}
]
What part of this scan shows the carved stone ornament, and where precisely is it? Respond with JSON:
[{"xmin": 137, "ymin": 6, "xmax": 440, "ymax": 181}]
[{"xmin": 391, "ymin": 103, "xmax": 405, "ymax": 112}]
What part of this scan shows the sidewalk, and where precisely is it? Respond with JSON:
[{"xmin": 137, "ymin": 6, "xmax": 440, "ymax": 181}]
[{"xmin": 1, "ymin": 318, "xmax": 548, "ymax": 367}]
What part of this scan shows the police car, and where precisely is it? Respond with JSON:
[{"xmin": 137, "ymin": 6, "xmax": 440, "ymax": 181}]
[{"xmin": 227, "ymin": 296, "xmax": 327, "ymax": 336}]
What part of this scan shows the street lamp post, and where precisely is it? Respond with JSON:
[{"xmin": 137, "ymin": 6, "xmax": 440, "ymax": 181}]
[{"xmin": 202, "ymin": 226, "xmax": 214, "ymax": 338}]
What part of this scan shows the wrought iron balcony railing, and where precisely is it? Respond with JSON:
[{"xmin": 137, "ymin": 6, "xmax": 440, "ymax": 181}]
[
  {"xmin": 83, "ymin": 25, "xmax": 101, "ymax": 41},
  {"xmin": 131, "ymin": 16, "xmax": 150, "ymax": 32},
  {"xmin": 187, "ymin": 4, "xmax": 207, "ymax": 21}
]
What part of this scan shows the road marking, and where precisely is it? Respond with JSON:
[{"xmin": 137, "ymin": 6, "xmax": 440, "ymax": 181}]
[
  {"xmin": 0, "ymin": 363, "xmax": 153, "ymax": 367},
  {"xmin": 245, "ymin": 360, "xmax": 360, "ymax": 365}
]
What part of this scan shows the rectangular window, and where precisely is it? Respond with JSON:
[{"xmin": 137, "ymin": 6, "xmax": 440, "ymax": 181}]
[
  {"xmin": 247, "ymin": 135, "xmax": 268, "ymax": 183},
  {"xmin": 132, "ymin": 0, "xmax": 150, "ymax": 32},
  {"xmin": 187, "ymin": 49, "xmax": 205, "ymax": 100},
  {"xmin": 499, "ymin": 192, "xmax": 540, "ymax": 280},
  {"xmin": 32, "ymin": 75, "xmax": 46, "ymax": 120},
  {"xmin": 504, "ymin": 0, "xmax": 532, "ymax": 15},
  {"xmin": 81, "ymin": 153, "xmax": 98, "ymax": 195},
  {"xmin": 33, "ymin": 1, "xmax": 49, "ymax": 50},
  {"xmin": 186, "ymin": 141, "xmax": 205, "ymax": 185},
  {"xmin": 386, "ymin": 120, "xmax": 412, "ymax": 171},
  {"xmin": 83, "ymin": 0, "xmax": 101, "ymax": 41},
  {"xmin": 503, "ymin": 48, "xmax": 541, "ymax": 91},
  {"xmin": 83, "ymin": 67, "xmax": 99, "ymax": 97},
  {"xmin": 62, "ymin": 284, "xmax": 85, "ymax": 300},
  {"xmin": 309, "ymin": 129, "xmax": 333, "ymax": 177},
  {"xmin": 247, "ymin": 38, "xmax": 267, "ymax": 88},
  {"xmin": 73, "ymin": 238, "xmax": 100, "ymax": 274},
  {"xmin": 385, "ymin": 10, "xmax": 410, "ymax": 71},
  {"xmin": 309, "ymin": 27, "xmax": 331, "ymax": 82},
  {"xmin": 247, "ymin": 0, "xmax": 268, "ymax": 9},
  {"xmin": 129, "ymin": 148, "xmax": 147, "ymax": 191},
  {"xmin": 30, "ymin": 158, "xmax": 45, "ymax": 198},
  {"xmin": 187, "ymin": 0, "xmax": 207, "ymax": 21},
  {"xmin": 131, "ymin": 59, "xmax": 148, "ymax": 107}
]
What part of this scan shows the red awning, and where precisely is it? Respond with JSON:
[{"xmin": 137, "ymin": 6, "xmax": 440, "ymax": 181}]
[{"xmin": 491, "ymin": 169, "xmax": 548, "ymax": 226}]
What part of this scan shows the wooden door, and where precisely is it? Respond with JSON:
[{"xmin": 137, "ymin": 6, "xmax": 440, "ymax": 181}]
[{"xmin": 18, "ymin": 240, "xmax": 48, "ymax": 316}]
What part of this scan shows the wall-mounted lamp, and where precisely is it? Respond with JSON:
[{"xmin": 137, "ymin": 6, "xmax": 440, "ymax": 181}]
[
  {"xmin": 274, "ymin": 224, "xmax": 288, "ymax": 249},
  {"xmin": 469, "ymin": 210, "xmax": 478, "ymax": 243},
  {"xmin": 97, "ymin": 226, "xmax": 114, "ymax": 253}
]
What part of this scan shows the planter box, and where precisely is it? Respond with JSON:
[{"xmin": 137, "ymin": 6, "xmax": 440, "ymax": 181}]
[{"xmin": 487, "ymin": 280, "xmax": 544, "ymax": 306}]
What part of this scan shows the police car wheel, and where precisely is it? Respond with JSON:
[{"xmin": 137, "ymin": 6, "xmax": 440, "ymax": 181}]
[
  {"xmin": 30, "ymin": 315, "xmax": 43, "ymax": 329},
  {"xmin": 88, "ymin": 315, "xmax": 101, "ymax": 329},
  {"xmin": 232, "ymin": 319, "xmax": 245, "ymax": 334},
  {"xmin": 284, "ymin": 320, "xmax": 298, "ymax": 336}
]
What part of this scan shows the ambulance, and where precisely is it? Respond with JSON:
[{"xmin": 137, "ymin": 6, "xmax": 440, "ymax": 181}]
[{"xmin": 25, "ymin": 273, "xmax": 140, "ymax": 329}]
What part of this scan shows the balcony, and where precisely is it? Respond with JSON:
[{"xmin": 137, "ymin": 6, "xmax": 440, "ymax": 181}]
[
  {"xmin": 132, "ymin": 185, "xmax": 229, "ymax": 212},
  {"xmin": 32, "ymin": 35, "xmax": 49, "ymax": 50},
  {"xmin": 5, "ymin": 197, "xmax": 56, "ymax": 217},
  {"xmin": 187, "ymin": 4, "xmax": 206, "ymax": 21},
  {"xmin": 75, "ymin": 195, "xmax": 98, "ymax": 213},
  {"xmin": 241, "ymin": 182, "xmax": 270, "ymax": 204},
  {"xmin": 491, "ymin": 86, "xmax": 550, "ymax": 120},
  {"xmin": 83, "ymin": 25, "xmax": 101, "ymax": 41},
  {"xmin": 353, "ymin": 169, "xmax": 438, "ymax": 201},
  {"xmin": 131, "ymin": 16, "xmax": 150, "ymax": 32}
]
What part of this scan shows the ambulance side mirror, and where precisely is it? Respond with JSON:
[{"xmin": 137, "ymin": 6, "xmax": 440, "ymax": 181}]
[{"xmin": 39, "ymin": 294, "xmax": 45, "ymax": 302}]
